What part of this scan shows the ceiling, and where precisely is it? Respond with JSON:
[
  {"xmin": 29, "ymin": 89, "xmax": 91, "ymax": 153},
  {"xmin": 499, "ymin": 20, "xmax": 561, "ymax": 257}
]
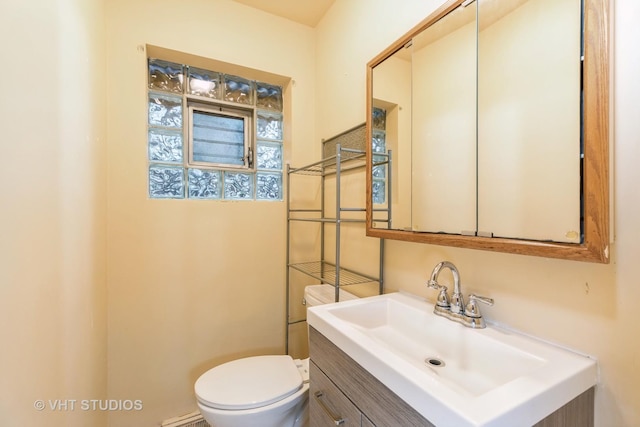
[{"xmin": 230, "ymin": 0, "xmax": 336, "ymax": 27}]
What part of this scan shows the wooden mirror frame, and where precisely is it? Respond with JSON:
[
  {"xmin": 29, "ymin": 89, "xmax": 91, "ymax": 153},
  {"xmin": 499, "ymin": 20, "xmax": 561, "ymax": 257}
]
[{"xmin": 365, "ymin": 0, "xmax": 610, "ymax": 263}]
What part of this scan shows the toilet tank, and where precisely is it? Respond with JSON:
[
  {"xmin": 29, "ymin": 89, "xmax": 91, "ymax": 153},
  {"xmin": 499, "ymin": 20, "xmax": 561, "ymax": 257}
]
[
  {"xmin": 303, "ymin": 284, "xmax": 358, "ymax": 307},
  {"xmin": 288, "ymin": 285, "xmax": 359, "ymax": 359}
]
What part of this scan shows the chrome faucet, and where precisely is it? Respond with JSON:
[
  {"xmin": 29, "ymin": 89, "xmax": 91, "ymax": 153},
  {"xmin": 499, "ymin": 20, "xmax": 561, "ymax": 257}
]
[
  {"xmin": 428, "ymin": 261, "xmax": 464, "ymax": 314},
  {"xmin": 427, "ymin": 261, "xmax": 494, "ymax": 328}
]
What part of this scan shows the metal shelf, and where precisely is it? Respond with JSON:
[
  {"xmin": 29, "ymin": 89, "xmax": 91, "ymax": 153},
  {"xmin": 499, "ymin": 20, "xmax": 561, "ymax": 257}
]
[
  {"xmin": 285, "ymin": 123, "xmax": 390, "ymax": 357},
  {"xmin": 289, "ymin": 261, "xmax": 378, "ymax": 287},
  {"xmin": 288, "ymin": 217, "xmax": 367, "ymax": 224},
  {"xmin": 287, "ymin": 149, "xmax": 366, "ymax": 176}
]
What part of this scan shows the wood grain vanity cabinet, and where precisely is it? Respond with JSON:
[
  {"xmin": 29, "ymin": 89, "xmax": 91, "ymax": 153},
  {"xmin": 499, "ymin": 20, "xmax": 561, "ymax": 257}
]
[
  {"xmin": 309, "ymin": 327, "xmax": 433, "ymax": 427},
  {"xmin": 309, "ymin": 327, "xmax": 594, "ymax": 427},
  {"xmin": 309, "ymin": 362, "xmax": 368, "ymax": 427}
]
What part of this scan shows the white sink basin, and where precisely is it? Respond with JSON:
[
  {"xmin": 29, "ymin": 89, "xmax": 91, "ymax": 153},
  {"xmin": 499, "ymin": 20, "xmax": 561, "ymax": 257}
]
[{"xmin": 307, "ymin": 292, "xmax": 597, "ymax": 427}]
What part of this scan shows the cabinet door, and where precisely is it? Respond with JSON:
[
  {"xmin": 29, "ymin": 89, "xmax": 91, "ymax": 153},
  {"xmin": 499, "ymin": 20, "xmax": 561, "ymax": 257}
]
[
  {"xmin": 310, "ymin": 361, "xmax": 361, "ymax": 427},
  {"xmin": 310, "ymin": 328, "xmax": 434, "ymax": 426}
]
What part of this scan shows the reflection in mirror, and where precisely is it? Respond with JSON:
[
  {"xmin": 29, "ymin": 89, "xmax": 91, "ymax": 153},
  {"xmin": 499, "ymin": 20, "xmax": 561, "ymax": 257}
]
[
  {"xmin": 477, "ymin": 0, "xmax": 582, "ymax": 243},
  {"xmin": 411, "ymin": 1, "xmax": 477, "ymax": 234},
  {"xmin": 371, "ymin": 46, "xmax": 412, "ymax": 231}
]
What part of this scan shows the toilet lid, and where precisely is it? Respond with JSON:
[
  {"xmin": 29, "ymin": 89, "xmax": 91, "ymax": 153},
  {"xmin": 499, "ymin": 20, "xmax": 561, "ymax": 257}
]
[{"xmin": 195, "ymin": 355, "xmax": 303, "ymax": 410}]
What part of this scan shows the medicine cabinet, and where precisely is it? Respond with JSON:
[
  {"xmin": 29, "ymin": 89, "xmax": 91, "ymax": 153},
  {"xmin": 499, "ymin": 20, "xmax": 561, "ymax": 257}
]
[{"xmin": 366, "ymin": 0, "xmax": 609, "ymax": 263}]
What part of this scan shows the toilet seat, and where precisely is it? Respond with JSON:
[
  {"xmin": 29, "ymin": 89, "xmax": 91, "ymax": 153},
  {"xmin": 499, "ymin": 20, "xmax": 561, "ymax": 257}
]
[{"xmin": 195, "ymin": 355, "xmax": 303, "ymax": 410}]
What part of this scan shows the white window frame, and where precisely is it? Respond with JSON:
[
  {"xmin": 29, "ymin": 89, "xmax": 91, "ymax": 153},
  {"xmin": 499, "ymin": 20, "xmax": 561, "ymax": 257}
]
[{"xmin": 186, "ymin": 98, "xmax": 255, "ymax": 171}]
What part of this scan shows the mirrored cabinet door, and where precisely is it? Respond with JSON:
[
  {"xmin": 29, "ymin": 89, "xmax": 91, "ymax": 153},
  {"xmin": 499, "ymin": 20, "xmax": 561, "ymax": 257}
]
[
  {"xmin": 411, "ymin": 1, "xmax": 477, "ymax": 234},
  {"xmin": 477, "ymin": 0, "xmax": 582, "ymax": 243}
]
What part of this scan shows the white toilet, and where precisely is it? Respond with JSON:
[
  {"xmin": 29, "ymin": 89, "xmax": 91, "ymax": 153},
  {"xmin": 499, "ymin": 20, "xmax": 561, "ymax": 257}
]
[{"xmin": 194, "ymin": 284, "xmax": 357, "ymax": 427}]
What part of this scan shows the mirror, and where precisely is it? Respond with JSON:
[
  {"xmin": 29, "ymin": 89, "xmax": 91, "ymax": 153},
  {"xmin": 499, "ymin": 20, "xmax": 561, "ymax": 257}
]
[
  {"xmin": 366, "ymin": 0, "xmax": 609, "ymax": 263},
  {"xmin": 477, "ymin": 0, "xmax": 581, "ymax": 243},
  {"xmin": 411, "ymin": 1, "xmax": 477, "ymax": 235},
  {"xmin": 370, "ymin": 46, "xmax": 413, "ymax": 231}
]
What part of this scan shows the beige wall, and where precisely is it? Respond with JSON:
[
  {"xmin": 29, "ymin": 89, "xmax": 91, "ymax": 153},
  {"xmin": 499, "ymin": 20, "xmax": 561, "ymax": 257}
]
[
  {"xmin": 0, "ymin": 0, "xmax": 108, "ymax": 426},
  {"xmin": 105, "ymin": 0, "xmax": 315, "ymax": 425},
  {"xmin": 3, "ymin": 0, "xmax": 637, "ymax": 426},
  {"xmin": 316, "ymin": 0, "xmax": 640, "ymax": 425}
]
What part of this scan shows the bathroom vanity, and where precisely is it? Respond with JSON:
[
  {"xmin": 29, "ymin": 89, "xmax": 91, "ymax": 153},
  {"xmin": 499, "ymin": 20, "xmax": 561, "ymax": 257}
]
[
  {"xmin": 309, "ymin": 328, "xmax": 593, "ymax": 427},
  {"xmin": 307, "ymin": 293, "xmax": 596, "ymax": 427},
  {"xmin": 309, "ymin": 328, "xmax": 594, "ymax": 427}
]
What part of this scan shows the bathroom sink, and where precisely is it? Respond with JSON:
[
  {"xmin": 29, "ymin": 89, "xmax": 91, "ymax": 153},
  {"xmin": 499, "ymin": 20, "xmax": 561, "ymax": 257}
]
[{"xmin": 307, "ymin": 292, "xmax": 597, "ymax": 427}]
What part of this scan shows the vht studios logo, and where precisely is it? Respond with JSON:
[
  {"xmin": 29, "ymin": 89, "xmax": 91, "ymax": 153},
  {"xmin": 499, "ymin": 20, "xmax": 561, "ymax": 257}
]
[{"xmin": 34, "ymin": 399, "xmax": 143, "ymax": 411}]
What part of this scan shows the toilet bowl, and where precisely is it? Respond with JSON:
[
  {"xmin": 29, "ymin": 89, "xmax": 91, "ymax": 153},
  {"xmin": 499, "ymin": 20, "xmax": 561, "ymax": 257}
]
[
  {"xmin": 196, "ymin": 355, "xmax": 309, "ymax": 427},
  {"xmin": 195, "ymin": 284, "xmax": 356, "ymax": 427}
]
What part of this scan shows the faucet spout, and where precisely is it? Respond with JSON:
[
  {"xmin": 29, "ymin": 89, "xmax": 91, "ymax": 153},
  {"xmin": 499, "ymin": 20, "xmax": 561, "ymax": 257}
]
[
  {"xmin": 429, "ymin": 261, "xmax": 464, "ymax": 314},
  {"xmin": 427, "ymin": 261, "xmax": 494, "ymax": 329}
]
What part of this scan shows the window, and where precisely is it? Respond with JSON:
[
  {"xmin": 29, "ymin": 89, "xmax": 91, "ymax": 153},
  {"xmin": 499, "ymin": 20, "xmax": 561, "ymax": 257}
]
[
  {"xmin": 147, "ymin": 58, "xmax": 284, "ymax": 201},
  {"xmin": 189, "ymin": 104, "xmax": 252, "ymax": 168},
  {"xmin": 372, "ymin": 107, "xmax": 387, "ymax": 204}
]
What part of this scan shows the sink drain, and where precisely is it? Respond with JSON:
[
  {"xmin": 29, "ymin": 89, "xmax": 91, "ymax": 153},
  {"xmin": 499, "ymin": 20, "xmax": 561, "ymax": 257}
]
[{"xmin": 425, "ymin": 357, "xmax": 445, "ymax": 367}]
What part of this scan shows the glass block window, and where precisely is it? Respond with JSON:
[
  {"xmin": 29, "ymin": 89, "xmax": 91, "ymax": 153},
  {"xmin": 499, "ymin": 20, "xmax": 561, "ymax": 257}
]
[
  {"xmin": 256, "ymin": 172, "xmax": 283, "ymax": 200},
  {"xmin": 257, "ymin": 141, "xmax": 283, "ymax": 170},
  {"xmin": 372, "ymin": 106, "xmax": 386, "ymax": 130},
  {"xmin": 188, "ymin": 67, "xmax": 221, "ymax": 99},
  {"xmin": 148, "ymin": 93, "xmax": 182, "ymax": 128},
  {"xmin": 372, "ymin": 180, "xmax": 386, "ymax": 205},
  {"xmin": 256, "ymin": 82, "xmax": 283, "ymax": 111},
  {"xmin": 224, "ymin": 172, "xmax": 253, "ymax": 199},
  {"xmin": 146, "ymin": 56, "xmax": 284, "ymax": 201},
  {"xmin": 257, "ymin": 112, "xmax": 283, "ymax": 141},
  {"xmin": 148, "ymin": 59, "xmax": 183, "ymax": 94},
  {"xmin": 372, "ymin": 107, "xmax": 387, "ymax": 204},
  {"xmin": 256, "ymin": 111, "xmax": 283, "ymax": 200},
  {"xmin": 188, "ymin": 168, "xmax": 221, "ymax": 199},
  {"xmin": 148, "ymin": 128, "xmax": 183, "ymax": 163},
  {"xmin": 149, "ymin": 165, "xmax": 185, "ymax": 199},
  {"xmin": 223, "ymin": 74, "xmax": 253, "ymax": 105}
]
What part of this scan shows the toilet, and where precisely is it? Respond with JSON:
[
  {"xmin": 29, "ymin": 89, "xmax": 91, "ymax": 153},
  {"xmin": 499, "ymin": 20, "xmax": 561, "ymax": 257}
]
[{"xmin": 194, "ymin": 284, "xmax": 357, "ymax": 427}]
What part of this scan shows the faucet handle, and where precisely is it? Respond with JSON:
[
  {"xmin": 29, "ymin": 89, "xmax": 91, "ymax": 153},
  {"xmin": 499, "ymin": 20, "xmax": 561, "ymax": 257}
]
[
  {"xmin": 427, "ymin": 280, "xmax": 450, "ymax": 308},
  {"xmin": 427, "ymin": 279, "xmax": 444, "ymax": 290},
  {"xmin": 465, "ymin": 294, "xmax": 494, "ymax": 318}
]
